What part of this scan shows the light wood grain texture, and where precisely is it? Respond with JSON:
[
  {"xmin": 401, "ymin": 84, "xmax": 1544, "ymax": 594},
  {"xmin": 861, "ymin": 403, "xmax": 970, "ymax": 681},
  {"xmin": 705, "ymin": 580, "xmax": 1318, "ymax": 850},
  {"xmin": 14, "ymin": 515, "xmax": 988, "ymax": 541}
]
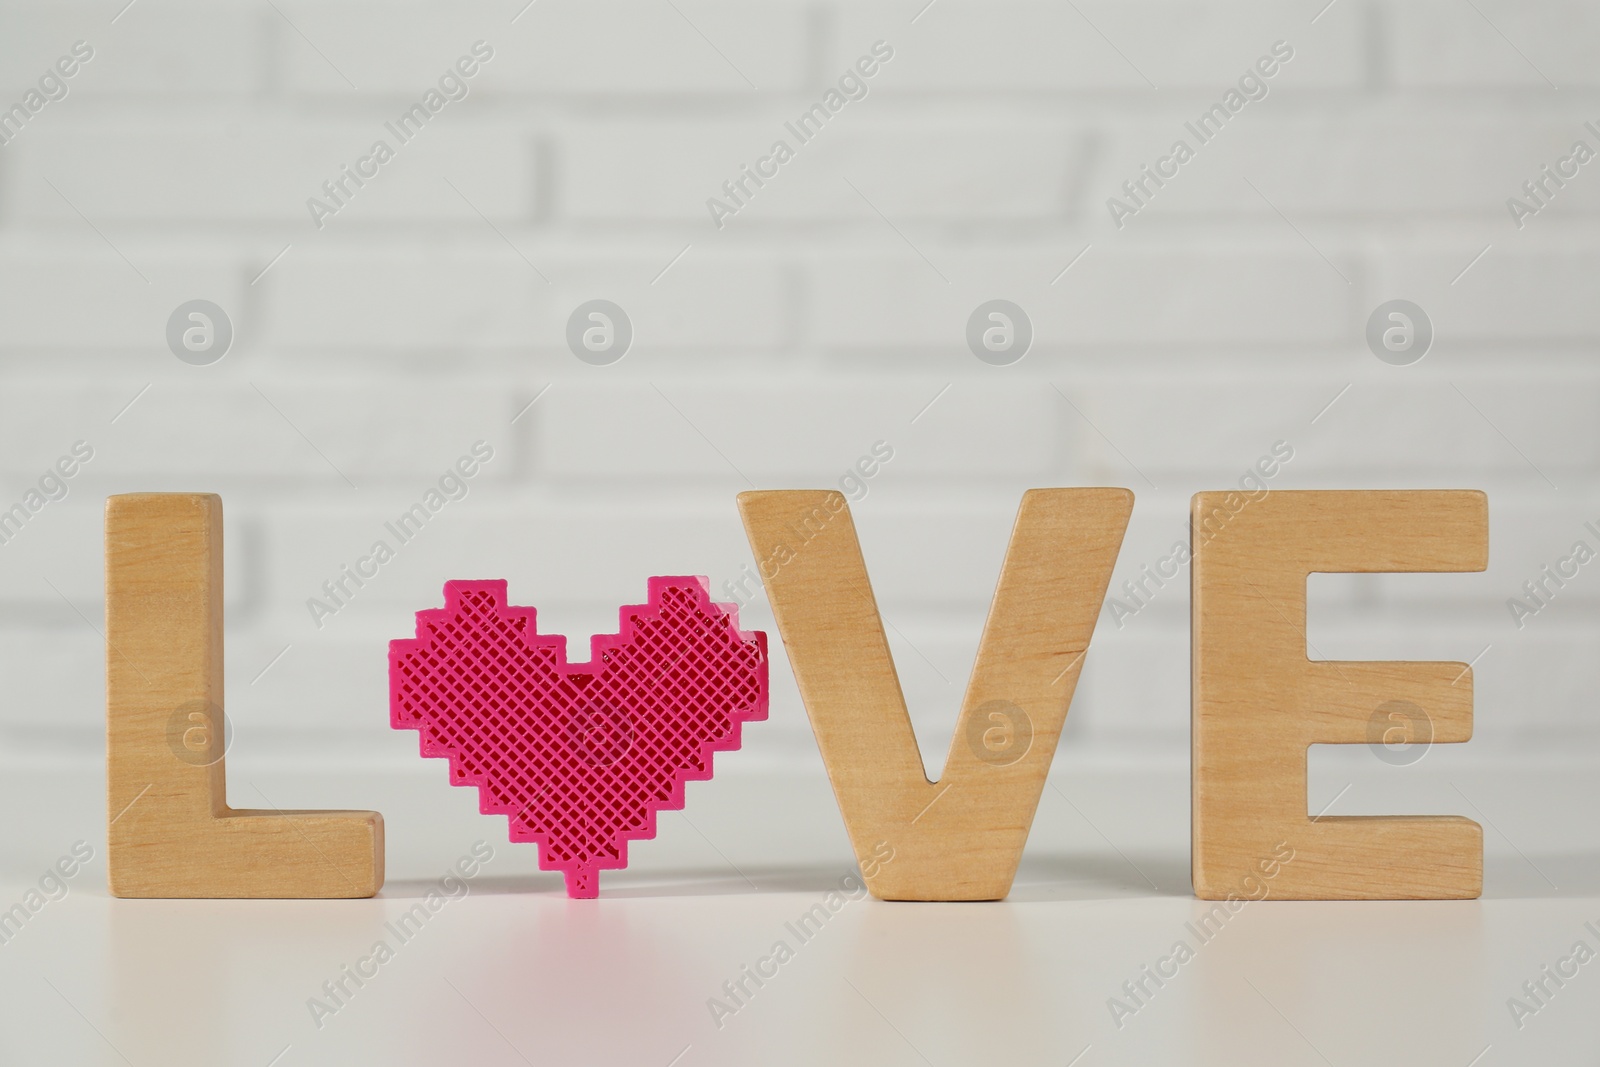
[
  {"xmin": 106, "ymin": 493, "xmax": 383, "ymax": 898},
  {"xmin": 1191, "ymin": 489, "xmax": 1487, "ymax": 900},
  {"xmin": 739, "ymin": 488, "xmax": 1132, "ymax": 901}
]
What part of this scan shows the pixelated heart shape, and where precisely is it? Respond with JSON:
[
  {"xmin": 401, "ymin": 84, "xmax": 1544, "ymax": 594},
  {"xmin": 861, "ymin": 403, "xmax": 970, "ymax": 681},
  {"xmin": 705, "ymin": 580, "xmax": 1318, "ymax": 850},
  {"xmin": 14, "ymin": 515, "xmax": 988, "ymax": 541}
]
[{"xmin": 390, "ymin": 577, "xmax": 767, "ymax": 898}]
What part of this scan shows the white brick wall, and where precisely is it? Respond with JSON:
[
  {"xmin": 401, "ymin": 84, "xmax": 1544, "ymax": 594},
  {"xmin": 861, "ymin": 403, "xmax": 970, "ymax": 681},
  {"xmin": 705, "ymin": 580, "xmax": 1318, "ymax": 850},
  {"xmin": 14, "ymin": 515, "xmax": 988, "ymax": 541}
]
[{"xmin": 0, "ymin": 0, "xmax": 1595, "ymax": 775}]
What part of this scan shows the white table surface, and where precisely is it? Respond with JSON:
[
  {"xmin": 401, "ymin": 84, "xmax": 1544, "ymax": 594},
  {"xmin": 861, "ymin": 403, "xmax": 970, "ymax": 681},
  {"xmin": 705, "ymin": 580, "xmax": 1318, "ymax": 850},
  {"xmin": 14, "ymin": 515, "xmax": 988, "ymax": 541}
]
[{"xmin": 1, "ymin": 751, "xmax": 1594, "ymax": 1066}]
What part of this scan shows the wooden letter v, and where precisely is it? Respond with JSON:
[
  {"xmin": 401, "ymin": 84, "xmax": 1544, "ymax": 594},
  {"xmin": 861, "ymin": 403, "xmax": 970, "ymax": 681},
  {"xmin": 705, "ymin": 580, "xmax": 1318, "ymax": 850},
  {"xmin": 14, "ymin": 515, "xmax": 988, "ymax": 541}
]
[{"xmin": 738, "ymin": 488, "xmax": 1132, "ymax": 900}]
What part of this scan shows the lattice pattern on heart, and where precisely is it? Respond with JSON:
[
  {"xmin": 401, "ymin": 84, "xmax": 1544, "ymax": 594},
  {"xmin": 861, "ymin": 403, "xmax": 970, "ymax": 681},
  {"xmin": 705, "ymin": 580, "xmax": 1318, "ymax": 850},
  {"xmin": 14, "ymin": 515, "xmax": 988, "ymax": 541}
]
[{"xmin": 390, "ymin": 577, "xmax": 768, "ymax": 897}]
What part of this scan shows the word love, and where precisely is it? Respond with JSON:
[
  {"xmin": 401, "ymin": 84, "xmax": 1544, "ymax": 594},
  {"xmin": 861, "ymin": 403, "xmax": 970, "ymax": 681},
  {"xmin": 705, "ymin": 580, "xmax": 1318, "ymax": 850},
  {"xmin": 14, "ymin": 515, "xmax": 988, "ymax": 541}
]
[{"xmin": 104, "ymin": 487, "xmax": 1489, "ymax": 903}]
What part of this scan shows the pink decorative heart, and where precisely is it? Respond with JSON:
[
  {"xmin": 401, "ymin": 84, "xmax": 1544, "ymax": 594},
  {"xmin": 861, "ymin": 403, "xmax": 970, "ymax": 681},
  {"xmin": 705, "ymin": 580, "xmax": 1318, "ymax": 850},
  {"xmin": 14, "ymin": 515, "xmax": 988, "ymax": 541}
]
[{"xmin": 390, "ymin": 577, "xmax": 767, "ymax": 897}]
